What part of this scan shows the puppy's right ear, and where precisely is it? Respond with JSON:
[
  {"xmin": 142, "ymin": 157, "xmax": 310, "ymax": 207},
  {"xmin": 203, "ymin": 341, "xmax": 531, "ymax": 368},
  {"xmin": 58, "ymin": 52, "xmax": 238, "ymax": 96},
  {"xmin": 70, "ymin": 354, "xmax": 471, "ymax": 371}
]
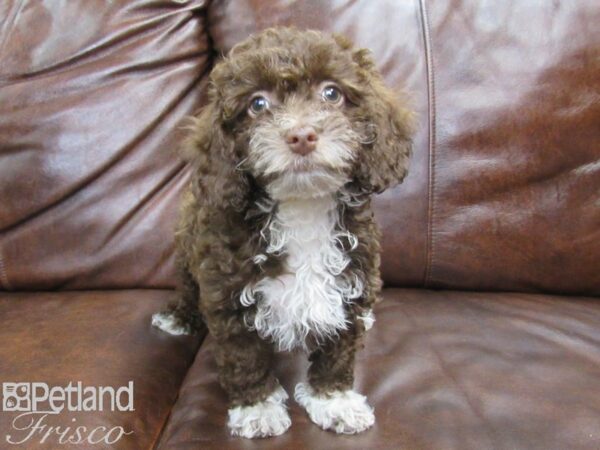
[{"xmin": 182, "ymin": 101, "xmax": 250, "ymax": 212}]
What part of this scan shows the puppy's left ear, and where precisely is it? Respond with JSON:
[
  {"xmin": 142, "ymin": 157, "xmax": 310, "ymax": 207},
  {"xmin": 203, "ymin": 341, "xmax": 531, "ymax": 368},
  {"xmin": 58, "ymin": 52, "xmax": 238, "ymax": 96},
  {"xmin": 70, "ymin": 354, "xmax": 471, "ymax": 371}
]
[{"xmin": 352, "ymin": 55, "xmax": 413, "ymax": 194}]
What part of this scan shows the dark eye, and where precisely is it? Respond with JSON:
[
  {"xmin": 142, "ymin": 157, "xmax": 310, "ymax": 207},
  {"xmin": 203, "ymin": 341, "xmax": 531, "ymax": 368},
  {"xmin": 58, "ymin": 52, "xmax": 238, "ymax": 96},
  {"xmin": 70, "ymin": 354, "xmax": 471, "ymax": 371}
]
[
  {"xmin": 321, "ymin": 85, "xmax": 343, "ymax": 104},
  {"xmin": 248, "ymin": 96, "xmax": 270, "ymax": 116}
]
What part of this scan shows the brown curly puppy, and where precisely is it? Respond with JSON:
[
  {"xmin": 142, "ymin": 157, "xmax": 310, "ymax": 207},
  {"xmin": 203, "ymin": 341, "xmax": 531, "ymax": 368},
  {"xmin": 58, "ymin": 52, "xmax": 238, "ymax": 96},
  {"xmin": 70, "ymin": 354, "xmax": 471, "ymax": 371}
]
[{"xmin": 153, "ymin": 27, "xmax": 412, "ymax": 438}]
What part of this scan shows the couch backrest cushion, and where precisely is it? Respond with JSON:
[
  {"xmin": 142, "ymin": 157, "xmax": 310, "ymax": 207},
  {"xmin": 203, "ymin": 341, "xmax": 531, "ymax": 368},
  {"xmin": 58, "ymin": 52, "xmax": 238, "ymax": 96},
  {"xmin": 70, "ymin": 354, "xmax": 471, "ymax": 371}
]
[
  {"xmin": 0, "ymin": 0, "xmax": 210, "ymax": 289},
  {"xmin": 2, "ymin": 0, "xmax": 598, "ymax": 296},
  {"xmin": 421, "ymin": 0, "xmax": 600, "ymax": 295},
  {"xmin": 208, "ymin": 0, "xmax": 600, "ymax": 295}
]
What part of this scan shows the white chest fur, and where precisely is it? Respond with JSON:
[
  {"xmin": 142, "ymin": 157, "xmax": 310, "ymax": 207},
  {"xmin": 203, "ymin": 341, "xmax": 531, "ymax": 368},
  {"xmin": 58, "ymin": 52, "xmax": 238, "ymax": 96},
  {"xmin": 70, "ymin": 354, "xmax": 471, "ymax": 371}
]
[{"xmin": 241, "ymin": 196, "xmax": 363, "ymax": 352}]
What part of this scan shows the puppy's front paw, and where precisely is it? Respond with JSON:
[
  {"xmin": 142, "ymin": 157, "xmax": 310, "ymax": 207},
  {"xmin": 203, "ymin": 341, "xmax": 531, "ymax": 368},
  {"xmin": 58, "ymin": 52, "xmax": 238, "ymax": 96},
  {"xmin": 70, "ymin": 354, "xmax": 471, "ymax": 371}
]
[
  {"xmin": 294, "ymin": 382, "xmax": 374, "ymax": 434},
  {"xmin": 151, "ymin": 312, "xmax": 192, "ymax": 336},
  {"xmin": 228, "ymin": 385, "xmax": 291, "ymax": 439}
]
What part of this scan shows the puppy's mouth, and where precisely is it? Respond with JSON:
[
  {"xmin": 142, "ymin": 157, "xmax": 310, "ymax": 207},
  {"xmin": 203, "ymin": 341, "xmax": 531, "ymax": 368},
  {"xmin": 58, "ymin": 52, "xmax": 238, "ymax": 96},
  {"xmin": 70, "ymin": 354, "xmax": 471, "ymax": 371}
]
[
  {"xmin": 289, "ymin": 154, "xmax": 319, "ymax": 173},
  {"xmin": 287, "ymin": 144, "xmax": 353, "ymax": 175},
  {"xmin": 255, "ymin": 146, "xmax": 353, "ymax": 201}
]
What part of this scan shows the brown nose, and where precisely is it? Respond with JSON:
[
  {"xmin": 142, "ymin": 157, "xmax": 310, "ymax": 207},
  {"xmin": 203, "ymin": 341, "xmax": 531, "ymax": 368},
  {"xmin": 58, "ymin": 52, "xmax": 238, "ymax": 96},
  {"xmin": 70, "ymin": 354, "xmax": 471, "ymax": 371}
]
[{"xmin": 286, "ymin": 126, "xmax": 318, "ymax": 156}]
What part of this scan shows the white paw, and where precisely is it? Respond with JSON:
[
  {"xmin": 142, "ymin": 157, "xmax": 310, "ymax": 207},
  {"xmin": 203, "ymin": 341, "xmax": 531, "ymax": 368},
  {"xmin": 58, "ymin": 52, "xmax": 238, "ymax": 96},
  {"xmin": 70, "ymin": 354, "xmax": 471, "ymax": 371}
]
[
  {"xmin": 228, "ymin": 385, "xmax": 291, "ymax": 439},
  {"xmin": 294, "ymin": 382, "xmax": 374, "ymax": 434},
  {"xmin": 151, "ymin": 312, "xmax": 192, "ymax": 336},
  {"xmin": 358, "ymin": 309, "xmax": 375, "ymax": 331}
]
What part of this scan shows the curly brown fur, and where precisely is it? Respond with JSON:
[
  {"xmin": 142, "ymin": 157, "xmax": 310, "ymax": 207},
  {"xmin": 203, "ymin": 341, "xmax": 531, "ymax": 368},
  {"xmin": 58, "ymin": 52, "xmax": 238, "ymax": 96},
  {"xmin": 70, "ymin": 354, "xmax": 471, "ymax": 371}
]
[{"xmin": 156, "ymin": 27, "xmax": 412, "ymax": 437}]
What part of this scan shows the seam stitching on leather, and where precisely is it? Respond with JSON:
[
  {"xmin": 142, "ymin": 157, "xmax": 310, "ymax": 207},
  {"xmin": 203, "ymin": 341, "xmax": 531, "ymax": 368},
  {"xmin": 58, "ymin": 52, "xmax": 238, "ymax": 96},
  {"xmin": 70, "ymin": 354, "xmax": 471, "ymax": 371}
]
[
  {"xmin": 0, "ymin": 250, "xmax": 9, "ymax": 290},
  {"xmin": 419, "ymin": 0, "xmax": 437, "ymax": 286}
]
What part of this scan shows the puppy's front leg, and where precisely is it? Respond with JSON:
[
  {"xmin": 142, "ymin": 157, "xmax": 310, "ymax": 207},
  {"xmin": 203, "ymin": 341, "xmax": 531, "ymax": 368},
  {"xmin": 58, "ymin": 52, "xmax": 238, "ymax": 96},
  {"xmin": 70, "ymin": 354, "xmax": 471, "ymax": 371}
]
[
  {"xmin": 207, "ymin": 312, "xmax": 291, "ymax": 439},
  {"xmin": 294, "ymin": 324, "xmax": 375, "ymax": 434}
]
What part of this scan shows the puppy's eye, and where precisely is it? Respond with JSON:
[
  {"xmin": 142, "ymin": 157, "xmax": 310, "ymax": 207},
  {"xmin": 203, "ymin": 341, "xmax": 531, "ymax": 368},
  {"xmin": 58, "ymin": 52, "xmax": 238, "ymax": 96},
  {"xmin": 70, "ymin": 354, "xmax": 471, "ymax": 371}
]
[
  {"xmin": 321, "ymin": 85, "xmax": 344, "ymax": 105},
  {"xmin": 248, "ymin": 96, "xmax": 270, "ymax": 116}
]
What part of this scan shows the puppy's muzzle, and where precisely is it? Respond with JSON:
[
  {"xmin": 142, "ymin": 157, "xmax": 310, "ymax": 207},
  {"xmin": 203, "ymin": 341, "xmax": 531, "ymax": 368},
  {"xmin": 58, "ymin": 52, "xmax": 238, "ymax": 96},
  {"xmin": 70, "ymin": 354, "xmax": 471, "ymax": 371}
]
[{"xmin": 285, "ymin": 126, "xmax": 318, "ymax": 156}]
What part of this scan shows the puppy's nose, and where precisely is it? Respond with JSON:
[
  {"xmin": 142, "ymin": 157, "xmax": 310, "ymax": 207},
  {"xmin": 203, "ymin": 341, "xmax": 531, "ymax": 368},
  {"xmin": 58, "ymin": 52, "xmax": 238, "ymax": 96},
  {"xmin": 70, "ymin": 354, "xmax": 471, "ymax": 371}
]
[{"xmin": 286, "ymin": 127, "xmax": 318, "ymax": 156}]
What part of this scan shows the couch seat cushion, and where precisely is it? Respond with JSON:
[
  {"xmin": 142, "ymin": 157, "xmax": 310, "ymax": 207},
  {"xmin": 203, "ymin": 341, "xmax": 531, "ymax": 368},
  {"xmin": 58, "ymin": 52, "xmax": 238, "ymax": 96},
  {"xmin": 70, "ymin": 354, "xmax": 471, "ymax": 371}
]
[
  {"xmin": 157, "ymin": 288, "xmax": 600, "ymax": 450},
  {"xmin": 0, "ymin": 290, "xmax": 200, "ymax": 449}
]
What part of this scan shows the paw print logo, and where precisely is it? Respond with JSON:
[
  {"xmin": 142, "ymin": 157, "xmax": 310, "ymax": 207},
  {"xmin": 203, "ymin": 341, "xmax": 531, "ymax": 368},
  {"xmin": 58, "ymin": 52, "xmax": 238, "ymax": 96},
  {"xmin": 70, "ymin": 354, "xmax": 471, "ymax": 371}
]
[{"xmin": 2, "ymin": 383, "xmax": 30, "ymax": 412}]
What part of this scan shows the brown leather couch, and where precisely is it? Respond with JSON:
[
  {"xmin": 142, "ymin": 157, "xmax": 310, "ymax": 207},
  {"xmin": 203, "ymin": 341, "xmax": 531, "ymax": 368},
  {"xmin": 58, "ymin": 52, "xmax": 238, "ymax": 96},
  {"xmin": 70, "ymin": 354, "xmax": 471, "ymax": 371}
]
[{"xmin": 1, "ymin": 1, "xmax": 598, "ymax": 449}]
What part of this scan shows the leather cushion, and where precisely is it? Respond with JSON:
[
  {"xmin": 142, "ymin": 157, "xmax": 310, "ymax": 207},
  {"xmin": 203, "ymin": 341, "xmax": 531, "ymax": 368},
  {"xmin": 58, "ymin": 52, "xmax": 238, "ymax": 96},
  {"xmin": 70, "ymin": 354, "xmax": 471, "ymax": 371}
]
[
  {"xmin": 0, "ymin": 290, "xmax": 201, "ymax": 449},
  {"xmin": 157, "ymin": 288, "xmax": 600, "ymax": 450},
  {"xmin": 422, "ymin": 0, "xmax": 600, "ymax": 294},
  {"xmin": 0, "ymin": 0, "xmax": 210, "ymax": 290}
]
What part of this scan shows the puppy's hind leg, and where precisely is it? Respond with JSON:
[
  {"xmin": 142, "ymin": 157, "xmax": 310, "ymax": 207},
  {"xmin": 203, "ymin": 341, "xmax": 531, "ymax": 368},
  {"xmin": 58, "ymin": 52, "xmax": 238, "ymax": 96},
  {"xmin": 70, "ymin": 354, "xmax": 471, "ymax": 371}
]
[
  {"xmin": 295, "ymin": 325, "xmax": 374, "ymax": 434},
  {"xmin": 152, "ymin": 267, "xmax": 202, "ymax": 336}
]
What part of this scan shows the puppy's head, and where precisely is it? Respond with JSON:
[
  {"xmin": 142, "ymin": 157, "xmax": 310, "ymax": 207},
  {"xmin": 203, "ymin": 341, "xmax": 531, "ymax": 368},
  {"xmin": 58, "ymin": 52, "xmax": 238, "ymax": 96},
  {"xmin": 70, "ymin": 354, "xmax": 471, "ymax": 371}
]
[{"xmin": 188, "ymin": 27, "xmax": 412, "ymax": 205}]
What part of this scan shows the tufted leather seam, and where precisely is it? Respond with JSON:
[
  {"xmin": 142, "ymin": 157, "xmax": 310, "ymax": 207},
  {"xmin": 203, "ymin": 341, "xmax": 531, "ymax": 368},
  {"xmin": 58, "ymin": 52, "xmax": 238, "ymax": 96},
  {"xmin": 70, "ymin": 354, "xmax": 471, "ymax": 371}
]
[{"xmin": 419, "ymin": 0, "xmax": 437, "ymax": 287}]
